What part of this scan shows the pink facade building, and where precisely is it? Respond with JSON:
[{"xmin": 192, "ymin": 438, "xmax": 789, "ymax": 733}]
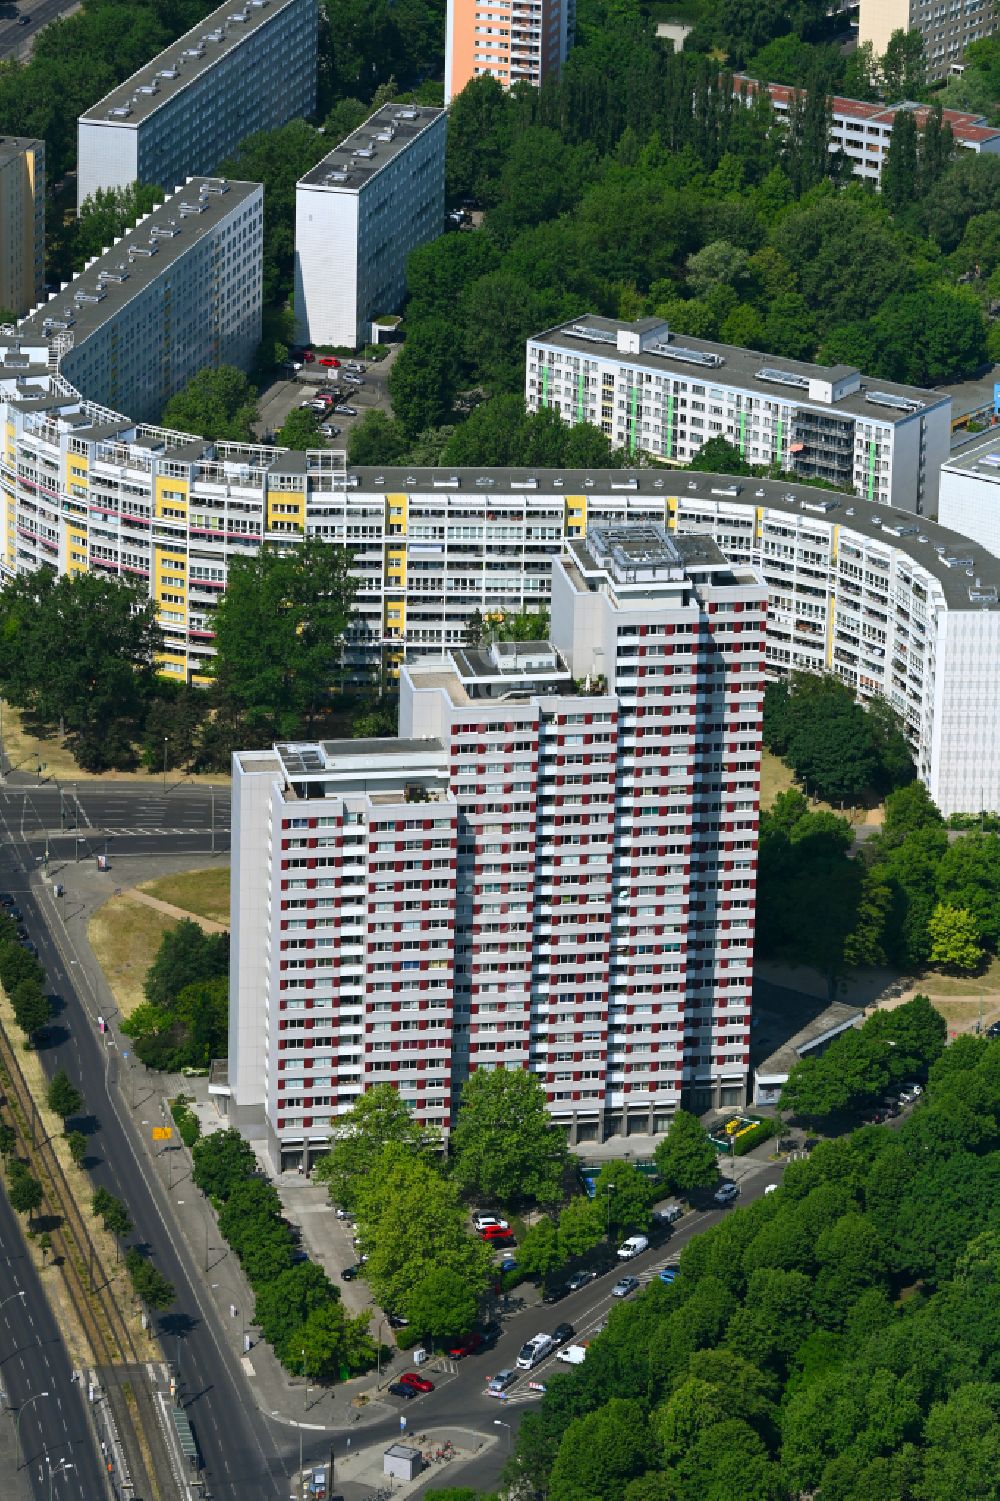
[{"xmin": 228, "ymin": 524, "xmax": 765, "ymax": 1170}]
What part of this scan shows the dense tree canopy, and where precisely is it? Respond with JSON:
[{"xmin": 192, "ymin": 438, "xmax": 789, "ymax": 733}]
[
  {"xmin": 449, "ymin": 1067, "xmax": 570, "ymax": 1206},
  {"xmin": 508, "ymin": 1032, "xmax": 1000, "ymax": 1501}
]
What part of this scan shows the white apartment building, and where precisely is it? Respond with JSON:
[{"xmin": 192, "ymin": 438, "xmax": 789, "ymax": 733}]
[
  {"xmin": 859, "ymin": 0, "xmax": 995, "ymax": 82},
  {"xmin": 20, "ymin": 178, "xmax": 263, "ymax": 424},
  {"xmin": 0, "ymin": 383, "xmax": 995, "ymax": 814},
  {"xmin": 527, "ymin": 315, "xmax": 952, "ymax": 512},
  {"xmin": 77, "ymin": 0, "xmax": 317, "ymax": 208},
  {"xmin": 736, "ymin": 77, "xmax": 1000, "ymax": 185},
  {"xmin": 227, "ymin": 522, "xmax": 766, "ymax": 1166},
  {"xmin": 0, "ymin": 137, "xmax": 45, "ymax": 318},
  {"xmin": 939, "ymin": 430, "xmax": 1000, "ymax": 557},
  {"xmin": 294, "ymin": 105, "xmax": 445, "ymax": 351}
]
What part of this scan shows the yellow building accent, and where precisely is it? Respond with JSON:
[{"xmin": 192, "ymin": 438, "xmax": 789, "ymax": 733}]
[
  {"xmin": 384, "ymin": 598, "xmax": 405, "ymax": 637},
  {"xmin": 665, "ymin": 496, "xmax": 678, "ymax": 529},
  {"xmin": 191, "ymin": 672, "xmax": 214, "ymax": 687},
  {"xmin": 830, "ymin": 522, "xmax": 839, "ymax": 563},
  {"xmin": 155, "ymin": 475, "xmax": 189, "ymax": 520},
  {"xmin": 825, "ymin": 593, "xmax": 836, "ymax": 668},
  {"xmin": 64, "ymin": 451, "xmax": 88, "ymax": 496},
  {"xmin": 386, "ymin": 492, "xmax": 408, "ymax": 533},
  {"xmin": 67, "ymin": 524, "xmax": 88, "ymax": 576},
  {"xmin": 386, "ymin": 546, "xmax": 407, "ymax": 587},
  {"xmin": 755, "ymin": 505, "xmax": 765, "ymax": 541},
  {"xmin": 565, "ymin": 495, "xmax": 586, "ymax": 534},
  {"xmin": 266, "ymin": 488, "xmax": 305, "ymax": 530}
]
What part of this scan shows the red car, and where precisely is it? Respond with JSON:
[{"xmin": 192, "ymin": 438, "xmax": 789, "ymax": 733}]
[
  {"xmin": 302, "ymin": 350, "xmax": 315, "ymax": 363},
  {"xmin": 480, "ymin": 1224, "xmax": 516, "ymax": 1248},
  {"xmin": 446, "ymin": 1332, "xmax": 484, "ymax": 1359},
  {"xmin": 399, "ymin": 1371, "xmax": 434, "ymax": 1394},
  {"xmin": 318, "ymin": 356, "xmax": 341, "ymax": 368}
]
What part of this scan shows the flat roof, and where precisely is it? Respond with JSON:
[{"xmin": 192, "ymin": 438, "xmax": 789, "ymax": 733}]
[
  {"xmin": 737, "ymin": 76, "xmax": 1000, "ymax": 144},
  {"xmin": 297, "ymin": 103, "xmax": 443, "ymax": 192},
  {"xmin": 20, "ymin": 178, "xmax": 259, "ymax": 353},
  {"xmin": 530, "ymin": 314, "xmax": 947, "ymax": 420},
  {"xmin": 80, "ymin": 0, "xmax": 307, "ymax": 126},
  {"xmin": 0, "ymin": 136, "xmax": 43, "ymax": 165},
  {"xmin": 941, "ymin": 428, "xmax": 1000, "ymax": 477},
  {"xmin": 347, "ymin": 465, "xmax": 1000, "ymax": 609}
]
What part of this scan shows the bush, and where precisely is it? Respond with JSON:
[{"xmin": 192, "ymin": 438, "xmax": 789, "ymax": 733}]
[
  {"xmin": 732, "ymin": 1119, "xmax": 779, "ymax": 1157},
  {"xmin": 394, "ymin": 1323, "xmax": 425, "ymax": 1350},
  {"xmin": 170, "ymin": 1097, "xmax": 201, "ymax": 1148}
]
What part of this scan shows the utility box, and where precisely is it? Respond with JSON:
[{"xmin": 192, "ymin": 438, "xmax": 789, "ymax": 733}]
[
  {"xmin": 412, "ymin": 1346, "xmax": 429, "ymax": 1366},
  {"xmin": 383, "ymin": 1444, "xmax": 423, "ymax": 1481}
]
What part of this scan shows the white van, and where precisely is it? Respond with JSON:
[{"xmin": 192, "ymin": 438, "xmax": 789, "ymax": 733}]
[
  {"xmin": 516, "ymin": 1333, "xmax": 555, "ymax": 1370},
  {"xmin": 617, "ymin": 1234, "xmax": 650, "ymax": 1260}
]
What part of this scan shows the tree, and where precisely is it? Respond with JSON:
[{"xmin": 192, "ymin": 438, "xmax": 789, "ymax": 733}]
[
  {"xmin": 254, "ymin": 1262, "xmax": 338, "ymax": 1363},
  {"xmin": 66, "ymin": 1130, "xmax": 87, "ymax": 1167},
  {"xmin": 347, "ymin": 410, "xmax": 409, "ymax": 466},
  {"xmin": 0, "ymin": 571, "xmax": 161, "ymax": 771},
  {"xmin": 654, "ymin": 1110, "xmax": 718, "ymax": 1196},
  {"xmin": 161, "ymin": 366, "xmax": 259, "ymax": 442},
  {"xmin": 556, "ymin": 1194, "xmax": 605, "ymax": 1259},
  {"xmin": 297, "ymin": 1301, "xmax": 377, "ymax": 1381},
  {"xmin": 353, "ymin": 1148, "xmax": 492, "ymax": 1317},
  {"xmin": 927, "ymin": 903, "xmax": 984, "ymax": 974},
  {"xmin": 687, "ymin": 436, "xmax": 750, "ymax": 475},
  {"xmin": 548, "ymin": 1399, "xmax": 658, "ymax": 1501},
  {"xmin": 142, "ymin": 921, "xmax": 229, "ymax": 1011},
  {"xmin": 7, "ymin": 1166, "xmax": 43, "ymax": 1224},
  {"xmin": 47, "ymin": 1069, "xmax": 83, "ymax": 1121},
  {"xmin": 388, "ymin": 318, "xmax": 460, "ymax": 437},
  {"xmin": 449, "ymin": 1068, "xmax": 570, "ymax": 1206},
  {"xmin": 10, "ymin": 981, "xmax": 51, "ymax": 1041},
  {"xmin": 406, "ymin": 1266, "xmax": 480, "ymax": 1340},
  {"xmin": 93, "ymin": 1188, "xmax": 132, "ymax": 1258},
  {"xmin": 276, "ymin": 406, "xmax": 324, "ymax": 451},
  {"xmin": 212, "ymin": 541, "xmax": 357, "ymax": 739},
  {"xmin": 0, "ymin": 1123, "xmax": 16, "ymax": 1157},
  {"xmin": 882, "ymin": 111, "xmax": 918, "ymax": 216},
  {"xmin": 72, "ymin": 182, "xmax": 165, "ymax": 271},
  {"xmin": 125, "ymin": 1248, "xmax": 175, "ymax": 1310},
  {"xmin": 880, "ymin": 27, "xmax": 925, "ymax": 100},
  {"xmin": 590, "ymin": 1162, "xmax": 652, "ymax": 1241},
  {"xmin": 517, "ymin": 1217, "xmax": 565, "ymax": 1287},
  {"xmin": 191, "ymin": 1128, "xmax": 258, "ymax": 1202},
  {"xmin": 314, "ymin": 1084, "xmax": 433, "ymax": 1212}
]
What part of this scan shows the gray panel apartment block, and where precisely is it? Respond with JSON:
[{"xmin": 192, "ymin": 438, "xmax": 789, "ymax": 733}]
[
  {"xmin": 77, "ymin": 0, "xmax": 317, "ymax": 208},
  {"xmin": 23, "ymin": 178, "xmax": 264, "ymax": 423}
]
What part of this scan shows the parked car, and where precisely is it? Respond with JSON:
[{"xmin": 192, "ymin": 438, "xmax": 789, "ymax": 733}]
[
  {"xmin": 486, "ymin": 1369, "xmax": 516, "ymax": 1397},
  {"xmin": 652, "ymin": 1203, "xmax": 684, "ymax": 1229},
  {"xmin": 611, "ymin": 1276, "xmax": 639, "ymax": 1298},
  {"xmin": 498, "ymin": 1255, "xmax": 518, "ymax": 1274},
  {"xmin": 566, "ymin": 1269, "xmax": 597, "ymax": 1292},
  {"xmin": 334, "ymin": 405, "xmax": 358, "ymax": 417},
  {"xmin": 659, "ymin": 1263, "xmax": 680, "ymax": 1284},
  {"xmin": 319, "ymin": 424, "xmax": 342, "ymax": 437},
  {"xmin": 899, "ymin": 1082, "xmax": 924, "ymax": 1102},
  {"xmin": 0, "ymin": 893, "xmax": 15, "ymax": 908},
  {"xmin": 342, "ymin": 374, "xmax": 365, "ymax": 387},
  {"xmin": 713, "ymin": 1182, "xmax": 740, "ymax": 1206},
  {"xmin": 345, "ymin": 362, "xmax": 366, "ymax": 373},
  {"xmin": 988, "ymin": 1020, "xmax": 1000, "ymax": 1039},
  {"xmin": 474, "ymin": 1214, "xmax": 509, "ymax": 1232},
  {"xmin": 387, "ymin": 1313, "xmax": 409, "ymax": 1329},
  {"xmin": 446, "ymin": 1332, "xmax": 484, "ymax": 1359},
  {"xmin": 302, "ymin": 350, "xmax": 315, "ymax": 363},
  {"xmin": 387, "ymin": 1382, "xmax": 419, "ymax": 1399},
  {"xmin": 399, "ymin": 1372, "xmax": 434, "ymax": 1394},
  {"xmin": 617, "ymin": 1235, "xmax": 649, "ymax": 1260},
  {"xmin": 340, "ymin": 1264, "xmax": 361, "ymax": 1280},
  {"xmin": 318, "ymin": 357, "xmax": 340, "ymax": 368},
  {"xmin": 550, "ymin": 1323, "xmax": 574, "ymax": 1346},
  {"xmin": 541, "ymin": 1283, "xmax": 569, "ymax": 1305},
  {"xmin": 480, "ymin": 1224, "xmax": 514, "ymax": 1242}
]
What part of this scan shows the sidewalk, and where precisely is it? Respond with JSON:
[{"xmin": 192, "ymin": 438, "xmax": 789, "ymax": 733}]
[{"xmin": 29, "ymin": 850, "xmax": 415, "ymax": 1435}]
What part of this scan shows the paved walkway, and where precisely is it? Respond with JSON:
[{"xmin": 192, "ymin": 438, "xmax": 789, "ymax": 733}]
[{"xmin": 125, "ymin": 885, "xmax": 228, "ymax": 933}]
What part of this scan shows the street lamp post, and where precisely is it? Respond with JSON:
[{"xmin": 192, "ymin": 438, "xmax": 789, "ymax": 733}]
[
  {"xmin": 14, "ymin": 1389, "xmax": 49, "ymax": 1469},
  {"xmin": 493, "ymin": 1419, "xmax": 511, "ymax": 1452},
  {"xmin": 162, "ymin": 737, "xmax": 169, "ymax": 794},
  {"xmin": 47, "ymin": 1457, "xmax": 74, "ymax": 1499},
  {"xmin": 603, "ymin": 1183, "xmax": 616, "ymax": 1240}
]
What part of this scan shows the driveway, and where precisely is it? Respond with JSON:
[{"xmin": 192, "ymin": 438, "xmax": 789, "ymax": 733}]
[{"xmin": 255, "ymin": 345, "xmax": 401, "ymax": 446}]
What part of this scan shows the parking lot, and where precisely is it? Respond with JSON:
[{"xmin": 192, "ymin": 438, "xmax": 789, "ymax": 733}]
[{"xmin": 255, "ymin": 343, "xmax": 400, "ymax": 447}]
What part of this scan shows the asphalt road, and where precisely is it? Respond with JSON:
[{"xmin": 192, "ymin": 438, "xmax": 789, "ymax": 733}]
[
  {"xmin": 0, "ymin": 0, "xmax": 80, "ymax": 60},
  {"xmin": 0, "ymin": 1185, "xmax": 105, "ymax": 1501},
  {"xmin": 0, "ymin": 796, "xmax": 290, "ymax": 1500},
  {"xmin": 2, "ymin": 781, "xmax": 230, "ymax": 861},
  {"xmin": 307, "ymin": 1160, "xmax": 786, "ymax": 1488}
]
